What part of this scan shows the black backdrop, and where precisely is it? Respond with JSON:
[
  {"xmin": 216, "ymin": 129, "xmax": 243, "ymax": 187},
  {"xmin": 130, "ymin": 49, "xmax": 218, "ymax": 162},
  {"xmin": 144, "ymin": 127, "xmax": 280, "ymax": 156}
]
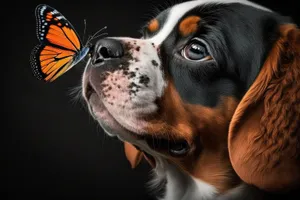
[{"xmin": 3, "ymin": 0, "xmax": 298, "ymax": 199}]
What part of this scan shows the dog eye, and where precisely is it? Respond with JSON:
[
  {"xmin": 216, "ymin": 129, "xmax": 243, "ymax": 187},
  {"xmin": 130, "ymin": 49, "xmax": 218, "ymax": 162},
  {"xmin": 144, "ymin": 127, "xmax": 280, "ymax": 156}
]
[
  {"xmin": 169, "ymin": 140, "xmax": 189, "ymax": 157},
  {"xmin": 145, "ymin": 137, "xmax": 190, "ymax": 157},
  {"xmin": 181, "ymin": 39, "xmax": 211, "ymax": 61}
]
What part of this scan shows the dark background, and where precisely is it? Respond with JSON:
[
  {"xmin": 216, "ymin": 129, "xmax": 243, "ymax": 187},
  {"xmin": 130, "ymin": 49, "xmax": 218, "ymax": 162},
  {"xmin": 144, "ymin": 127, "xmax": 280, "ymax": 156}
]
[{"xmin": 3, "ymin": 0, "xmax": 298, "ymax": 199}]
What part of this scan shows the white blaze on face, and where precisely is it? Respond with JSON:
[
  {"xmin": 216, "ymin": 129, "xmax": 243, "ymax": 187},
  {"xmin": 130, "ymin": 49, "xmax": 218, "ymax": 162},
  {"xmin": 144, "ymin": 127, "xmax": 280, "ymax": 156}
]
[{"xmin": 148, "ymin": 0, "xmax": 272, "ymax": 46}]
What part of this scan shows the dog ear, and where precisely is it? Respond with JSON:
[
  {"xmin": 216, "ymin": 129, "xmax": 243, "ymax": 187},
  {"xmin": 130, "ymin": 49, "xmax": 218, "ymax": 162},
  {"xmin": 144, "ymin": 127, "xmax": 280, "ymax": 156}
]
[
  {"xmin": 124, "ymin": 142, "xmax": 143, "ymax": 169},
  {"xmin": 228, "ymin": 24, "xmax": 300, "ymax": 192}
]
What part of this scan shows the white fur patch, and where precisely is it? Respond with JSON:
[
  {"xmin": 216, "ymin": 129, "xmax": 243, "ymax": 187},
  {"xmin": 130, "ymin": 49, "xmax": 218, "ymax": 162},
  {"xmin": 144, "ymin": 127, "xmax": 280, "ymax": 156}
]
[
  {"xmin": 152, "ymin": 162, "xmax": 218, "ymax": 200},
  {"xmin": 149, "ymin": 160, "xmax": 265, "ymax": 200}
]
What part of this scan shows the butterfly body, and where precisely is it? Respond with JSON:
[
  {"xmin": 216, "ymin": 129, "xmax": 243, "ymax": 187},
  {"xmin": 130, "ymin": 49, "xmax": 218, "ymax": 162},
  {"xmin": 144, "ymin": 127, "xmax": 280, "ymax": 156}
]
[{"xmin": 30, "ymin": 4, "xmax": 91, "ymax": 82}]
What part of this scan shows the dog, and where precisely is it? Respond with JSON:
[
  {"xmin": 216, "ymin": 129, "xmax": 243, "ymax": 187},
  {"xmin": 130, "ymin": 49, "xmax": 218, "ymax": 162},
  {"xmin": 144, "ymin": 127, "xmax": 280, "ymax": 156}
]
[{"xmin": 81, "ymin": 0, "xmax": 300, "ymax": 199}]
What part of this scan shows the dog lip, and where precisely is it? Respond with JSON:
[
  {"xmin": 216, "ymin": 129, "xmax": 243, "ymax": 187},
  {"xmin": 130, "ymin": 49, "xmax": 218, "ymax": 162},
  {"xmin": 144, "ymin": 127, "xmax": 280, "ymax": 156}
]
[
  {"xmin": 84, "ymin": 89, "xmax": 146, "ymax": 141},
  {"xmin": 85, "ymin": 82, "xmax": 95, "ymax": 100}
]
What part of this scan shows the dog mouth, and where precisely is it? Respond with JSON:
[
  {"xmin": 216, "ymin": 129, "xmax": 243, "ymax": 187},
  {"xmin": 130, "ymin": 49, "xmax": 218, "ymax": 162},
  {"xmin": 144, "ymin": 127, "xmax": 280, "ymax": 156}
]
[{"xmin": 84, "ymin": 83, "xmax": 190, "ymax": 157}]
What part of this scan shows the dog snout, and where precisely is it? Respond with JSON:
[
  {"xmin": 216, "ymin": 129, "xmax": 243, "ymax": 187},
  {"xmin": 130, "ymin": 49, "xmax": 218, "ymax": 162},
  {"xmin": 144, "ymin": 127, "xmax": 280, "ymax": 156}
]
[{"xmin": 91, "ymin": 38, "xmax": 124, "ymax": 66}]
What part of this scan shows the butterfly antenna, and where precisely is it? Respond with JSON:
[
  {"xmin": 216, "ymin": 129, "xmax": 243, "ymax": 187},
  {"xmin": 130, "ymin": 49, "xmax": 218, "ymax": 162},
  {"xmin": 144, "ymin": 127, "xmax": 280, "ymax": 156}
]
[
  {"xmin": 85, "ymin": 34, "xmax": 93, "ymax": 46},
  {"xmin": 91, "ymin": 32, "xmax": 108, "ymax": 40},
  {"xmin": 87, "ymin": 26, "xmax": 108, "ymax": 44},
  {"xmin": 82, "ymin": 19, "xmax": 87, "ymax": 44}
]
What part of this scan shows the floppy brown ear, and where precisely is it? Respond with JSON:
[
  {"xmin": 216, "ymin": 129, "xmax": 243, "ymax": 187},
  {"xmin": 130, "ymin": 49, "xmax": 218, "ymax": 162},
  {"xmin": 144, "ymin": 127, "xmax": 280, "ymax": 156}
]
[
  {"xmin": 228, "ymin": 24, "xmax": 300, "ymax": 192},
  {"xmin": 124, "ymin": 142, "xmax": 143, "ymax": 169}
]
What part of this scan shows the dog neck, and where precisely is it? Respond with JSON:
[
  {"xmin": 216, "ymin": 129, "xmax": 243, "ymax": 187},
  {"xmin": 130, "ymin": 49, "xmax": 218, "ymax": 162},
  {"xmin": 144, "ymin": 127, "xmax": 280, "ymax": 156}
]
[{"xmin": 153, "ymin": 161, "xmax": 266, "ymax": 200}]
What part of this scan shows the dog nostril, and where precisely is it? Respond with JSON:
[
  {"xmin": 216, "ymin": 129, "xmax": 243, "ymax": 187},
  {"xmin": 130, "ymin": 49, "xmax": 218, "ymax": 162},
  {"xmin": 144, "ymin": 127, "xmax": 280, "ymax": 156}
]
[
  {"xmin": 92, "ymin": 56, "xmax": 104, "ymax": 65},
  {"xmin": 99, "ymin": 46, "xmax": 111, "ymax": 59},
  {"xmin": 91, "ymin": 39, "xmax": 124, "ymax": 66},
  {"xmin": 92, "ymin": 46, "xmax": 116, "ymax": 66}
]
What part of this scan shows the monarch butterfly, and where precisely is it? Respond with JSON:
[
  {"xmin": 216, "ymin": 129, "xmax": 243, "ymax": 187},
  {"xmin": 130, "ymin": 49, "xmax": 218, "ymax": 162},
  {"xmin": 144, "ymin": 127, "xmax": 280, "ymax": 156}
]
[{"xmin": 30, "ymin": 4, "xmax": 105, "ymax": 82}]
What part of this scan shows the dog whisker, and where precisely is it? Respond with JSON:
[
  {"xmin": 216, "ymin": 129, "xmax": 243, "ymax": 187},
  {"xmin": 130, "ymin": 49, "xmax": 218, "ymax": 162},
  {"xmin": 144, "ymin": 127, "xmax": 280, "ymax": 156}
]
[{"xmin": 68, "ymin": 84, "xmax": 88, "ymax": 110}]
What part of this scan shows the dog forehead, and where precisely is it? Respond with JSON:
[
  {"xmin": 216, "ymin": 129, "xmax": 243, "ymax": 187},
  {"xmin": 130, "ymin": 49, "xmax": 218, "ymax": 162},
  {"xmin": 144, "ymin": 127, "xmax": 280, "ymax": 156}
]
[{"xmin": 147, "ymin": 0, "xmax": 272, "ymax": 45}]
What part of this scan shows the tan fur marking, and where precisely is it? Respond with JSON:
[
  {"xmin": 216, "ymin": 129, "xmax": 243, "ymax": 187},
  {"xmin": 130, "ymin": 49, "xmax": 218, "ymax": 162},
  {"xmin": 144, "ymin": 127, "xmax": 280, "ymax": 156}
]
[
  {"xmin": 142, "ymin": 80, "xmax": 240, "ymax": 192},
  {"xmin": 124, "ymin": 142, "xmax": 143, "ymax": 169},
  {"xmin": 179, "ymin": 16, "xmax": 201, "ymax": 36},
  {"xmin": 148, "ymin": 19, "xmax": 159, "ymax": 33}
]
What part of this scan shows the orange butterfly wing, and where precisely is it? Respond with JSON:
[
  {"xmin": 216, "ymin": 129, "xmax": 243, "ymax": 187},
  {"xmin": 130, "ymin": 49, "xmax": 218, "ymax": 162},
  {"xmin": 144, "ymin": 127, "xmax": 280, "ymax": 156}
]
[{"xmin": 30, "ymin": 4, "xmax": 89, "ymax": 82}]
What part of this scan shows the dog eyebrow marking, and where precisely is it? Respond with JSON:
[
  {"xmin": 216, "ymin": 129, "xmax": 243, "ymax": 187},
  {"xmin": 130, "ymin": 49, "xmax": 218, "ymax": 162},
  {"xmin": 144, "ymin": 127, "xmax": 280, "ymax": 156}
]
[
  {"xmin": 148, "ymin": 0, "xmax": 272, "ymax": 45},
  {"xmin": 179, "ymin": 16, "xmax": 201, "ymax": 36},
  {"xmin": 148, "ymin": 19, "xmax": 160, "ymax": 33}
]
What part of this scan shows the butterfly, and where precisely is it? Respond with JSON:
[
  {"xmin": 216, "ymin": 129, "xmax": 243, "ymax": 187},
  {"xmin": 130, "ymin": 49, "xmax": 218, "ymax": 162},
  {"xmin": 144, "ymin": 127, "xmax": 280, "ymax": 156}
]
[{"xmin": 30, "ymin": 4, "xmax": 105, "ymax": 82}]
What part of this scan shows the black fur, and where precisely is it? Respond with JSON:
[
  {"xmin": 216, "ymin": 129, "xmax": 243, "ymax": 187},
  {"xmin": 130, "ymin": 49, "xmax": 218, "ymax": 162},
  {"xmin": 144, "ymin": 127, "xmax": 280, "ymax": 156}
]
[{"xmin": 145, "ymin": 3, "xmax": 293, "ymax": 107}]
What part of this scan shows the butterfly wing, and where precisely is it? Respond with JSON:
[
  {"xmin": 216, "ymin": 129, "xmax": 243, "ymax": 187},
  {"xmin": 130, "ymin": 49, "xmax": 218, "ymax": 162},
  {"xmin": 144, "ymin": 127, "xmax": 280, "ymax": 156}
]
[{"xmin": 30, "ymin": 4, "xmax": 89, "ymax": 82}]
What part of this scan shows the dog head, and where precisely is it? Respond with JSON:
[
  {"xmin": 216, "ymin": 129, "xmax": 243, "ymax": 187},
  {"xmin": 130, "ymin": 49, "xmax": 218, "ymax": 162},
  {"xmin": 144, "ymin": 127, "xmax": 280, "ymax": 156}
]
[{"xmin": 82, "ymin": 0, "xmax": 300, "ymax": 193}]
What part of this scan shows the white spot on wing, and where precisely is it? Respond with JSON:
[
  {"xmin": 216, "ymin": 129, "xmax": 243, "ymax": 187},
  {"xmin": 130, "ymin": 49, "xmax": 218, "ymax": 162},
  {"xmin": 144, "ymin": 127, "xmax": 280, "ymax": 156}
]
[
  {"xmin": 51, "ymin": 10, "xmax": 59, "ymax": 15},
  {"xmin": 40, "ymin": 6, "xmax": 46, "ymax": 15}
]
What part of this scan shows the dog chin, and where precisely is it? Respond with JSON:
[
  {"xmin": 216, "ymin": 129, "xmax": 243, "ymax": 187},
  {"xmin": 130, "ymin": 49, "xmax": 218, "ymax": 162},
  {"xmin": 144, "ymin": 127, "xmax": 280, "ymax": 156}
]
[{"xmin": 87, "ymin": 91, "xmax": 150, "ymax": 140}]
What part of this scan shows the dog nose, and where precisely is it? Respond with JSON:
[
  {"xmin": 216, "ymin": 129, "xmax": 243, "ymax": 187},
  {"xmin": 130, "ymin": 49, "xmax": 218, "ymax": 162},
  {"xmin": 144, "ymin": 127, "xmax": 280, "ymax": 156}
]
[{"xmin": 91, "ymin": 38, "xmax": 124, "ymax": 66}]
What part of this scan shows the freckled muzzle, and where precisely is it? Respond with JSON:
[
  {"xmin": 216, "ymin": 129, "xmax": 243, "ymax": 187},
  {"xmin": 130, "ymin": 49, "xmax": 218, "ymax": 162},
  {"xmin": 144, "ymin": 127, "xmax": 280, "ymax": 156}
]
[{"xmin": 82, "ymin": 37, "xmax": 166, "ymax": 136}]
